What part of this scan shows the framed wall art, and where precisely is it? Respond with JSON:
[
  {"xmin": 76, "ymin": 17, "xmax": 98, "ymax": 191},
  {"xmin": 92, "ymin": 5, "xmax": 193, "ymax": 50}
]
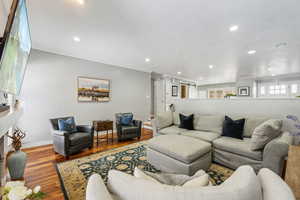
[
  {"xmin": 238, "ymin": 86, "xmax": 250, "ymax": 96},
  {"xmin": 172, "ymin": 85, "xmax": 178, "ymax": 97},
  {"xmin": 77, "ymin": 77, "xmax": 110, "ymax": 102}
]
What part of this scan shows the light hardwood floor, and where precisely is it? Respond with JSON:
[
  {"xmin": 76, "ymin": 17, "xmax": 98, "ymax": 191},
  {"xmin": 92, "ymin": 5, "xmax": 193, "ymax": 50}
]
[{"xmin": 22, "ymin": 129, "xmax": 153, "ymax": 200}]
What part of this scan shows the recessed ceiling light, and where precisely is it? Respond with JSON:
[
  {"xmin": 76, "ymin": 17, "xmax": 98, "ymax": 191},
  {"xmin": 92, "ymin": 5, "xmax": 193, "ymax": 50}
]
[
  {"xmin": 209, "ymin": 65, "xmax": 214, "ymax": 69},
  {"xmin": 248, "ymin": 50, "xmax": 256, "ymax": 55},
  {"xmin": 229, "ymin": 25, "xmax": 239, "ymax": 32},
  {"xmin": 77, "ymin": 0, "xmax": 85, "ymax": 5},
  {"xmin": 271, "ymin": 74, "xmax": 275, "ymax": 77},
  {"xmin": 145, "ymin": 58, "xmax": 150, "ymax": 63},
  {"xmin": 177, "ymin": 71, "xmax": 182, "ymax": 75},
  {"xmin": 267, "ymin": 67, "xmax": 272, "ymax": 71},
  {"xmin": 73, "ymin": 36, "xmax": 80, "ymax": 42}
]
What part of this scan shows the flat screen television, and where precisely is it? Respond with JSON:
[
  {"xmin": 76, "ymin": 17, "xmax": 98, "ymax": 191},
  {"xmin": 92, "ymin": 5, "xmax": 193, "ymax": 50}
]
[{"xmin": 0, "ymin": 0, "xmax": 31, "ymax": 96}]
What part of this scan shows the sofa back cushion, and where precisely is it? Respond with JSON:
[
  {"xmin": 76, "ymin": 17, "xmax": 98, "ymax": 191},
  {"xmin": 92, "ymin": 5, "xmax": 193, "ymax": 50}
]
[
  {"xmin": 107, "ymin": 166, "xmax": 262, "ymax": 200},
  {"xmin": 156, "ymin": 111, "xmax": 173, "ymax": 129},
  {"xmin": 230, "ymin": 115, "xmax": 270, "ymax": 138},
  {"xmin": 173, "ymin": 112, "xmax": 193, "ymax": 126},
  {"xmin": 244, "ymin": 117, "xmax": 270, "ymax": 138},
  {"xmin": 194, "ymin": 114, "xmax": 225, "ymax": 134}
]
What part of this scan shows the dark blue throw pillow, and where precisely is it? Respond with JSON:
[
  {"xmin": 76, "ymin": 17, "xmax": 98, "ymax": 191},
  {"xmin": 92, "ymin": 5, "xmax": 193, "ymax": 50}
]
[
  {"xmin": 58, "ymin": 118, "xmax": 77, "ymax": 133},
  {"xmin": 120, "ymin": 114, "xmax": 133, "ymax": 126},
  {"xmin": 222, "ymin": 116, "xmax": 245, "ymax": 140},
  {"xmin": 179, "ymin": 113, "xmax": 194, "ymax": 130}
]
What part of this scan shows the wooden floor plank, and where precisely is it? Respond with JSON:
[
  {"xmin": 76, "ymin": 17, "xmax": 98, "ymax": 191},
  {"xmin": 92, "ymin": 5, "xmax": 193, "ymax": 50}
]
[{"xmin": 21, "ymin": 129, "xmax": 153, "ymax": 200}]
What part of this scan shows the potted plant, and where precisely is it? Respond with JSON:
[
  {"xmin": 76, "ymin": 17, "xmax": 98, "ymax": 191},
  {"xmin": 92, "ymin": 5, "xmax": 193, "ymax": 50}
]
[
  {"xmin": 224, "ymin": 93, "xmax": 237, "ymax": 99},
  {"xmin": 1, "ymin": 181, "xmax": 45, "ymax": 200}
]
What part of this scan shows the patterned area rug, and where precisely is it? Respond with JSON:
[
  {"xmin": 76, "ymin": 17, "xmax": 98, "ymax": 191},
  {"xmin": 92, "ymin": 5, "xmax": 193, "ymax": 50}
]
[{"xmin": 56, "ymin": 142, "xmax": 233, "ymax": 200}]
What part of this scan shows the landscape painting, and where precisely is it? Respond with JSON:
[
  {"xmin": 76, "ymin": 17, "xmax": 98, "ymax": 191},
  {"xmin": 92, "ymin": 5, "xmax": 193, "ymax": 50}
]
[{"xmin": 77, "ymin": 77, "xmax": 110, "ymax": 102}]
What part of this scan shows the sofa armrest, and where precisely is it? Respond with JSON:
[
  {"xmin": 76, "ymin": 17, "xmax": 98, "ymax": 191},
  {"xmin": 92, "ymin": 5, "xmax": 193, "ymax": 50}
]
[
  {"xmin": 262, "ymin": 132, "xmax": 291, "ymax": 176},
  {"xmin": 86, "ymin": 174, "xmax": 113, "ymax": 200},
  {"xmin": 258, "ymin": 168, "xmax": 295, "ymax": 200}
]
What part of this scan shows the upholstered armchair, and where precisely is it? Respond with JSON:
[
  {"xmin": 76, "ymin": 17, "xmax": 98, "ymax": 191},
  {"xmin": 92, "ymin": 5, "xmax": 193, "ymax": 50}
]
[
  {"xmin": 50, "ymin": 116, "xmax": 94, "ymax": 158},
  {"xmin": 115, "ymin": 113, "xmax": 142, "ymax": 141}
]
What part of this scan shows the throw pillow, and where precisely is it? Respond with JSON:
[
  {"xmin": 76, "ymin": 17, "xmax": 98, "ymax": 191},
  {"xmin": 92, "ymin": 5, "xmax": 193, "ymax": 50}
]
[
  {"xmin": 182, "ymin": 174, "xmax": 210, "ymax": 187},
  {"xmin": 134, "ymin": 167, "xmax": 210, "ymax": 187},
  {"xmin": 179, "ymin": 113, "xmax": 194, "ymax": 130},
  {"xmin": 250, "ymin": 119, "xmax": 283, "ymax": 151},
  {"xmin": 134, "ymin": 167, "xmax": 161, "ymax": 184},
  {"xmin": 120, "ymin": 113, "xmax": 133, "ymax": 126},
  {"xmin": 222, "ymin": 116, "xmax": 245, "ymax": 140},
  {"xmin": 58, "ymin": 118, "xmax": 77, "ymax": 133}
]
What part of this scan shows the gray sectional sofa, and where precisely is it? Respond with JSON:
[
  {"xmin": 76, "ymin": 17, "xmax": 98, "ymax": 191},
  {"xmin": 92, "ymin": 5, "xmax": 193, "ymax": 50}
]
[{"xmin": 152, "ymin": 111, "xmax": 293, "ymax": 175}]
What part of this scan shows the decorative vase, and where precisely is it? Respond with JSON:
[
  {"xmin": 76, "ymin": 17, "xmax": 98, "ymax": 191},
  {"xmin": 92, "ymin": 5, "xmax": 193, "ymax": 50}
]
[{"xmin": 7, "ymin": 150, "xmax": 27, "ymax": 180}]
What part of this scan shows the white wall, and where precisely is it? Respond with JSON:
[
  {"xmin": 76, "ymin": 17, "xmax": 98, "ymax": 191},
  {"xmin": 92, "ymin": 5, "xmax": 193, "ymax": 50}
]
[
  {"xmin": 18, "ymin": 50, "xmax": 151, "ymax": 147},
  {"xmin": 0, "ymin": 0, "xmax": 6, "ymax": 34}
]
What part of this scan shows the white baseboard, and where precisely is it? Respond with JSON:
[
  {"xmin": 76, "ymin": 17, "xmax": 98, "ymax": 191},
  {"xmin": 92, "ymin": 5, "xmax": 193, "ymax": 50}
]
[{"xmin": 22, "ymin": 140, "xmax": 53, "ymax": 149}]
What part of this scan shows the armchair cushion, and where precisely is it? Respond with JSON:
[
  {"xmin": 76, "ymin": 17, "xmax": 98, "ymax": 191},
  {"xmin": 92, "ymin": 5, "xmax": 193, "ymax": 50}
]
[
  {"xmin": 68, "ymin": 132, "xmax": 91, "ymax": 146},
  {"xmin": 58, "ymin": 117, "xmax": 77, "ymax": 133},
  {"xmin": 76, "ymin": 125, "xmax": 93, "ymax": 133},
  {"xmin": 121, "ymin": 126, "xmax": 139, "ymax": 133},
  {"xmin": 120, "ymin": 113, "xmax": 133, "ymax": 126}
]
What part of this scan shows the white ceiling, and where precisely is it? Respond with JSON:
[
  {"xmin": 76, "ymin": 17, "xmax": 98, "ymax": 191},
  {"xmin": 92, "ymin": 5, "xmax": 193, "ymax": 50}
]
[{"xmin": 3, "ymin": 0, "xmax": 300, "ymax": 84}]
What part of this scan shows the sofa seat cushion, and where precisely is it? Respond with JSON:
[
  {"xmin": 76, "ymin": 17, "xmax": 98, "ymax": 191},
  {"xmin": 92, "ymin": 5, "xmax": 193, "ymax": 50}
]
[
  {"xmin": 158, "ymin": 125, "xmax": 185, "ymax": 135},
  {"xmin": 181, "ymin": 130, "xmax": 220, "ymax": 143},
  {"xmin": 69, "ymin": 132, "xmax": 91, "ymax": 146},
  {"xmin": 213, "ymin": 137, "xmax": 262, "ymax": 161},
  {"xmin": 147, "ymin": 135, "xmax": 211, "ymax": 164},
  {"xmin": 121, "ymin": 125, "xmax": 138, "ymax": 133}
]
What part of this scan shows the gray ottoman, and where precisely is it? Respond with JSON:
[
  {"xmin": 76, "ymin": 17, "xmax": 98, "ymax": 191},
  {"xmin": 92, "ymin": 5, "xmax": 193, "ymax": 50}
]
[{"xmin": 147, "ymin": 135, "xmax": 212, "ymax": 176}]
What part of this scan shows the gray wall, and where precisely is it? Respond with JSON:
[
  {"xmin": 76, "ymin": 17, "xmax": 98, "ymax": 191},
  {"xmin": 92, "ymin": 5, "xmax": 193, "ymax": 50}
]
[{"xmin": 18, "ymin": 50, "xmax": 151, "ymax": 147}]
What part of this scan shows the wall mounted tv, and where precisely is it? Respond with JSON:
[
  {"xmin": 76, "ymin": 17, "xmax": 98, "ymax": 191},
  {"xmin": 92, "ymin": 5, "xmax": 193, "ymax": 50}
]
[{"xmin": 0, "ymin": 0, "xmax": 31, "ymax": 96}]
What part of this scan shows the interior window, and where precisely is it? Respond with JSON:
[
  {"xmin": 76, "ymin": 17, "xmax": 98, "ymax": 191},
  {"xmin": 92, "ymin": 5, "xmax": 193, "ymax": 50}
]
[
  {"xmin": 260, "ymin": 86, "xmax": 265, "ymax": 95},
  {"xmin": 269, "ymin": 85, "xmax": 286, "ymax": 95}
]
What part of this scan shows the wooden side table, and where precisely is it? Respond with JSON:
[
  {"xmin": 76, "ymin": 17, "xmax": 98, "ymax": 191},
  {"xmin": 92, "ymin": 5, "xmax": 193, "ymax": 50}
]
[
  {"xmin": 285, "ymin": 145, "xmax": 300, "ymax": 200},
  {"xmin": 92, "ymin": 120, "xmax": 114, "ymax": 146}
]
